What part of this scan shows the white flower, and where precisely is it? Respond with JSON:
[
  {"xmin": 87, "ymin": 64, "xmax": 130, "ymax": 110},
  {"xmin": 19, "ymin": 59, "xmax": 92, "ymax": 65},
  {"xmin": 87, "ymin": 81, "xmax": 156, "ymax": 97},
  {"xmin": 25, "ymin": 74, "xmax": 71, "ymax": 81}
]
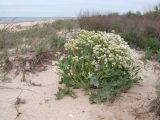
[
  {"xmin": 72, "ymin": 56, "xmax": 79, "ymax": 61},
  {"xmin": 60, "ymin": 30, "xmax": 141, "ymax": 79}
]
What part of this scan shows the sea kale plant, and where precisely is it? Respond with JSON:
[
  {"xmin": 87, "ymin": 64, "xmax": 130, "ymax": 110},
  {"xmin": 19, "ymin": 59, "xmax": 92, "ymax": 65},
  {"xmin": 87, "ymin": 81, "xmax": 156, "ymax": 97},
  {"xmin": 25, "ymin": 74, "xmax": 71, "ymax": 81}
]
[{"xmin": 55, "ymin": 30, "xmax": 141, "ymax": 103}]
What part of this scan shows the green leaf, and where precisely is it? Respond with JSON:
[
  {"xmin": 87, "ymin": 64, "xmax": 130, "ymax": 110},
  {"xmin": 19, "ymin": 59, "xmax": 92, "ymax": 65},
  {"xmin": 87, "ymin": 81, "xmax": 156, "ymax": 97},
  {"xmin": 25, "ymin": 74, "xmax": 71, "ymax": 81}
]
[
  {"xmin": 55, "ymin": 87, "xmax": 77, "ymax": 100},
  {"xmin": 89, "ymin": 76, "xmax": 99, "ymax": 87}
]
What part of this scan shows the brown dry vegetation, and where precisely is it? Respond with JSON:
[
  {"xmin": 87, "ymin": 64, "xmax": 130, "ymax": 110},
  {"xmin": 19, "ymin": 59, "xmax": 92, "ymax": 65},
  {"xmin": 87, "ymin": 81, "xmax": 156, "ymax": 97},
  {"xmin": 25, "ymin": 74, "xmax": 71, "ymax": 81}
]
[{"xmin": 78, "ymin": 5, "xmax": 160, "ymax": 52}]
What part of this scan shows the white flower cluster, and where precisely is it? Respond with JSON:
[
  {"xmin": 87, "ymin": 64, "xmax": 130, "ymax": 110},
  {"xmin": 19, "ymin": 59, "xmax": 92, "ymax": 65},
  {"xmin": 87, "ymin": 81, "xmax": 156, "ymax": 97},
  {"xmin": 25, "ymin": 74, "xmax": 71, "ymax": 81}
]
[{"xmin": 61, "ymin": 30, "xmax": 140, "ymax": 73}]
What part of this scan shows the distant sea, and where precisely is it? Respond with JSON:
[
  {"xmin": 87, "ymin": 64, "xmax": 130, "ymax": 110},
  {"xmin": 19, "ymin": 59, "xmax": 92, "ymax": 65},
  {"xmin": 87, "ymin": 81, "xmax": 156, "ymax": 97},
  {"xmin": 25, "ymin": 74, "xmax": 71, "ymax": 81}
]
[{"xmin": 0, "ymin": 17, "xmax": 75, "ymax": 24}]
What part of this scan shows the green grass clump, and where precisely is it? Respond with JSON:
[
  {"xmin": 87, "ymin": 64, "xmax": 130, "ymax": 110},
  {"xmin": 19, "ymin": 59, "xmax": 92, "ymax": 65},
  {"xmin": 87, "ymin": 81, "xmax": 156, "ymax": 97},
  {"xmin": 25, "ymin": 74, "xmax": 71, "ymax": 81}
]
[
  {"xmin": 35, "ymin": 34, "xmax": 65, "ymax": 55},
  {"xmin": 48, "ymin": 34, "xmax": 65, "ymax": 50},
  {"xmin": 35, "ymin": 39, "xmax": 48, "ymax": 55},
  {"xmin": 55, "ymin": 30, "xmax": 141, "ymax": 103},
  {"xmin": 144, "ymin": 48, "xmax": 153, "ymax": 60}
]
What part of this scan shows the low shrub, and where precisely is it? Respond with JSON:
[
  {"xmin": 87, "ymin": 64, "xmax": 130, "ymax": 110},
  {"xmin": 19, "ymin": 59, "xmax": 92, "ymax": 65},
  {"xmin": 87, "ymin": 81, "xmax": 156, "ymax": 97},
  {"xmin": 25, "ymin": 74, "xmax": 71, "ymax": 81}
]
[
  {"xmin": 78, "ymin": 10, "xmax": 160, "ymax": 55},
  {"xmin": 122, "ymin": 32, "xmax": 160, "ymax": 54},
  {"xmin": 48, "ymin": 34, "xmax": 65, "ymax": 51},
  {"xmin": 35, "ymin": 39, "xmax": 48, "ymax": 55},
  {"xmin": 56, "ymin": 30, "xmax": 141, "ymax": 103},
  {"xmin": 51, "ymin": 20, "xmax": 79, "ymax": 31},
  {"xmin": 1, "ymin": 19, "xmax": 78, "ymax": 50},
  {"xmin": 145, "ymin": 38, "xmax": 160, "ymax": 53},
  {"xmin": 122, "ymin": 32, "xmax": 146, "ymax": 49},
  {"xmin": 144, "ymin": 26, "xmax": 160, "ymax": 38},
  {"xmin": 35, "ymin": 33, "xmax": 65, "ymax": 54}
]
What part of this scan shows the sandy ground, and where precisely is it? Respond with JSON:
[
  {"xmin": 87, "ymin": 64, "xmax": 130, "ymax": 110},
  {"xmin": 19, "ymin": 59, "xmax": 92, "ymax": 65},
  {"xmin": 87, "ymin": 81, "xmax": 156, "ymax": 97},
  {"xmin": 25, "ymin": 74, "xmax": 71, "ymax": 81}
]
[
  {"xmin": 0, "ymin": 50, "xmax": 160, "ymax": 120},
  {"xmin": 0, "ymin": 20, "xmax": 55, "ymax": 30}
]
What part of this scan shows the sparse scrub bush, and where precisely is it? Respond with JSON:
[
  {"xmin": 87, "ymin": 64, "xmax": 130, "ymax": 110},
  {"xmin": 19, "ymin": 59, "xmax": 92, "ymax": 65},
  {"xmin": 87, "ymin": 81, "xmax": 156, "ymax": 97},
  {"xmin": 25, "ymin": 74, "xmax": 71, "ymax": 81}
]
[
  {"xmin": 0, "ymin": 19, "xmax": 78, "ymax": 51},
  {"xmin": 52, "ymin": 20, "xmax": 79, "ymax": 31},
  {"xmin": 144, "ymin": 26, "xmax": 160, "ymax": 38},
  {"xmin": 48, "ymin": 34, "xmax": 65, "ymax": 51},
  {"xmin": 145, "ymin": 38, "xmax": 160, "ymax": 53},
  {"xmin": 122, "ymin": 32, "xmax": 146, "ymax": 49},
  {"xmin": 56, "ymin": 30, "xmax": 141, "ymax": 103},
  {"xmin": 0, "ymin": 20, "xmax": 78, "ymax": 72},
  {"xmin": 34, "ymin": 33, "xmax": 65, "ymax": 57},
  {"xmin": 35, "ymin": 39, "xmax": 48, "ymax": 55},
  {"xmin": 30, "ymin": 33, "xmax": 66, "ymax": 68},
  {"xmin": 0, "ymin": 19, "xmax": 78, "ymax": 79},
  {"xmin": 78, "ymin": 8, "xmax": 160, "ymax": 55}
]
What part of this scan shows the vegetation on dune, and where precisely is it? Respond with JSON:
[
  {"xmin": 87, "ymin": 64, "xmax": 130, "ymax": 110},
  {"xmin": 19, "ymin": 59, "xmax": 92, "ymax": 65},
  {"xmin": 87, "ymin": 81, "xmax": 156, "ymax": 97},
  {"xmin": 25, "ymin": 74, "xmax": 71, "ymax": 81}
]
[
  {"xmin": 77, "ymin": 3, "xmax": 160, "ymax": 111},
  {"xmin": 78, "ymin": 4, "xmax": 160, "ymax": 61},
  {"xmin": 55, "ymin": 30, "xmax": 141, "ymax": 103},
  {"xmin": 0, "ymin": 4, "xmax": 159, "ymax": 117},
  {"xmin": 78, "ymin": 14, "xmax": 160, "ymax": 52},
  {"xmin": 0, "ymin": 19, "xmax": 78, "ymax": 50},
  {"xmin": 0, "ymin": 19, "xmax": 78, "ymax": 77}
]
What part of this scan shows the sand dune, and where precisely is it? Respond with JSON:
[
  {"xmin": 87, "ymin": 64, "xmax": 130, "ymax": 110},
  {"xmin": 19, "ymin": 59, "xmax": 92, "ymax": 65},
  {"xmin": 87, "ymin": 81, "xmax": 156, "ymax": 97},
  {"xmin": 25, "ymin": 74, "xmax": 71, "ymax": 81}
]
[
  {"xmin": 0, "ymin": 49, "xmax": 159, "ymax": 120},
  {"xmin": 0, "ymin": 20, "xmax": 55, "ymax": 30}
]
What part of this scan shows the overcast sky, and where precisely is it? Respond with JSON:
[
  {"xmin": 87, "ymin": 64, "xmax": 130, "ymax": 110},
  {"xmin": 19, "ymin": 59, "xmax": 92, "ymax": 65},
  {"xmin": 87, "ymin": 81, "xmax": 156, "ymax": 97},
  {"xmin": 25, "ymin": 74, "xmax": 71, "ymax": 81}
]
[{"xmin": 0, "ymin": 0, "xmax": 160, "ymax": 17}]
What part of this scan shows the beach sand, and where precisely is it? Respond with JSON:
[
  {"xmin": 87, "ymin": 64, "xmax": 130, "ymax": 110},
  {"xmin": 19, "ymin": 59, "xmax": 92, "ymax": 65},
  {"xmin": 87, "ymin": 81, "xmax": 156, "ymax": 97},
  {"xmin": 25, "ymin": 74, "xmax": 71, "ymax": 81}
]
[
  {"xmin": 0, "ymin": 20, "xmax": 55, "ymax": 30},
  {"xmin": 0, "ymin": 49, "xmax": 159, "ymax": 120}
]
